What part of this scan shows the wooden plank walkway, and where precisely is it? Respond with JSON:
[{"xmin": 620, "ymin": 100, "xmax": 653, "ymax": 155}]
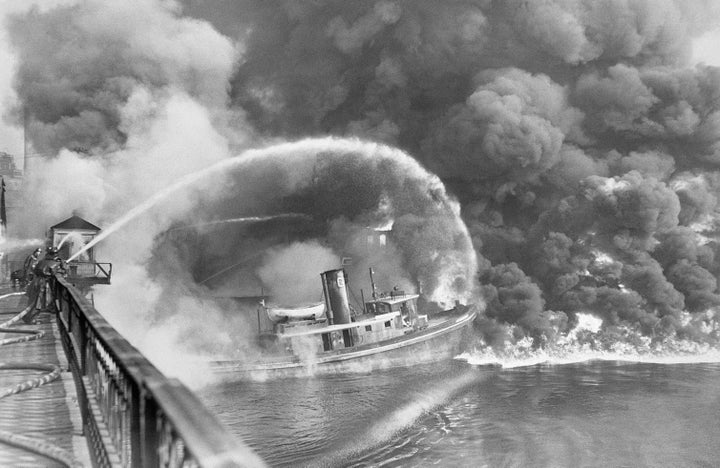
[{"xmin": 0, "ymin": 288, "xmax": 90, "ymax": 467}]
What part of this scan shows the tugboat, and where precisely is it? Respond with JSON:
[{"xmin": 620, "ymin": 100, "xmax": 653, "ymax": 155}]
[{"xmin": 211, "ymin": 268, "xmax": 477, "ymax": 377}]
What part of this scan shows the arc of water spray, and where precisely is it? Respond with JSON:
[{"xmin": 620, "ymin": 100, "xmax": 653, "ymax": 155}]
[
  {"xmin": 56, "ymin": 232, "xmax": 72, "ymax": 249},
  {"xmin": 198, "ymin": 251, "xmax": 265, "ymax": 285},
  {"xmin": 68, "ymin": 137, "xmax": 477, "ymax": 287},
  {"xmin": 307, "ymin": 370, "xmax": 483, "ymax": 467},
  {"xmin": 166, "ymin": 213, "xmax": 311, "ymax": 232}
]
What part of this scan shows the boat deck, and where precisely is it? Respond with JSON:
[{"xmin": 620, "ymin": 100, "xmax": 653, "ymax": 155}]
[{"xmin": 0, "ymin": 289, "xmax": 89, "ymax": 467}]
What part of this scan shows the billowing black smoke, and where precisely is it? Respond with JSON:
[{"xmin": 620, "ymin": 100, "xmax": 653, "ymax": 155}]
[
  {"xmin": 8, "ymin": 0, "xmax": 720, "ymax": 350},
  {"xmin": 9, "ymin": 1, "xmax": 240, "ymax": 155}
]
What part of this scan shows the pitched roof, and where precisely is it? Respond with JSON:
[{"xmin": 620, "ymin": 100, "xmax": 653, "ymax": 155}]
[{"xmin": 50, "ymin": 215, "xmax": 101, "ymax": 231}]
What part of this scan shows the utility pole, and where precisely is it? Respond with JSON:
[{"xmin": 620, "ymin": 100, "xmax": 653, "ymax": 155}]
[{"xmin": 22, "ymin": 106, "xmax": 27, "ymax": 175}]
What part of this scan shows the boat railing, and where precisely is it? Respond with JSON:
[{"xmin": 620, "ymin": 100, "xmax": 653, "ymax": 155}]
[{"xmin": 52, "ymin": 274, "xmax": 265, "ymax": 467}]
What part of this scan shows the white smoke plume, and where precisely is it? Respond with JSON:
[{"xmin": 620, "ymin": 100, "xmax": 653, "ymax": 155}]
[
  {"xmin": 1, "ymin": 0, "xmax": 248, "ymax": 382},
  {"xmin": 257, "ymin": 242, "xmax": 339, "ymax": 306}
]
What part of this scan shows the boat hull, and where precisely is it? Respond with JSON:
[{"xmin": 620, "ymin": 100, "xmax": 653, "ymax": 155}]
[{"xmin": 211, "ymin": 306, "xmax": 477, "ymax": 378}]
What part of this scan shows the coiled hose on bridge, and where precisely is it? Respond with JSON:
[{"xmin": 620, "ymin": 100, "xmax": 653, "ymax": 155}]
[{"xmin": 0, "ymin": 291, "xmax": 82, "ymax": 467}]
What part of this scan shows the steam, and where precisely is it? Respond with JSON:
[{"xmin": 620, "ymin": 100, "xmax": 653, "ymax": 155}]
[
  {"xmin": 5, "ymin": 0, "xmax": 720, "ymax": 376},
  {"xmin": 0, "ymin": 237, "xmax": 44, "ymax": 254}
]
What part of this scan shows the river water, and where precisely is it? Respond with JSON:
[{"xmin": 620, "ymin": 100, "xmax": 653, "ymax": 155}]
[{"xmin": 198, "ymin": 358, "xmax": 720, "ymax": 467}]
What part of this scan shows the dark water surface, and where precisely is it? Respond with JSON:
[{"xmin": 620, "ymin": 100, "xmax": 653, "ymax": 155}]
[{"xmin": 198, "ymin": 360, "xmax": 720, "ymax": 467}]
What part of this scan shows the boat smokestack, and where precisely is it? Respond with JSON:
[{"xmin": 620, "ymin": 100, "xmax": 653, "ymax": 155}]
[{"xmin": 321, "ymin": 268, "xmax": 352, "ymax": 325}]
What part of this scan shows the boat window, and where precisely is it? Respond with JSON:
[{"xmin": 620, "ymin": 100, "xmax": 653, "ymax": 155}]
[
  {"xmin": 366, "ymin": 302, "xmax": 391, "ymax": 314},
  {"xmin": 322, "ymin": 333, "xmax": 332, "ymax": 351},
  {"xmin": 384, "ymin": 321, "xmax": 391, "ymax": 328},
  {"xmin": 342, "ymin": 329, "xmax": 353, "ymax": 347},
  {"xmin": 365, "ymin": 325, "xmax": 372, "ymax": 332}
]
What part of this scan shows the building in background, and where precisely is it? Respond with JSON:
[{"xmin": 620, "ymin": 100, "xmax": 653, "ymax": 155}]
[
  {"xmin": 0, "ymin": 152, "xmax": 23, "ymax": 279},
  {"xmin": 0, "ymin": 152, "xmax": 23, "ymax": 178},
  {"xmin": 0, "ymin": 151, "xmax": 23, "ymax": 226}
]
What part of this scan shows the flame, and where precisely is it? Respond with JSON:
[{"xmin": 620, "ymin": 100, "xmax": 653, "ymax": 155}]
[{"xmin": 457, "ymin": 313, "xmax": 720, "ymax": 368}]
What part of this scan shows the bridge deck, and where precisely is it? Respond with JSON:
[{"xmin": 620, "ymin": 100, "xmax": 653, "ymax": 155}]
[{"xmin": 0, "ymin": 290, "xmax": 89, "ymax": 467}]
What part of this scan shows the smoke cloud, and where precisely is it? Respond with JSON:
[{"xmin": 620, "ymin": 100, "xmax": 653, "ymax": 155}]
[
  {"xmin": 5, "ymin": 0, "xmax": 720, "ymax": 371},
  {"xmin": 257, "ymin": 242, "xmax": 339, "ymax": 306}
]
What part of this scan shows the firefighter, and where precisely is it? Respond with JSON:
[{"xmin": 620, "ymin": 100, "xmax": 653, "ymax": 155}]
[
  {"xmin": 23, "ymin": 246, "xmax": 66, "ymax": 324},
  {"xmin": 23, "ymin": 247, "xmax": 43, "ymax": 286}
]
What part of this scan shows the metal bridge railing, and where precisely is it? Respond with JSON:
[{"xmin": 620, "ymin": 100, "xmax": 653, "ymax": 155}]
[
  {"xmin": 66, "ymin": 261, "xmax": 113, "ymax": 286},
  {"xmin": 67, "ymin": 261, "xmax": 112, "ymax": 278},
  {"xmin": 52, "ymin": 275, "xmax": 266, "ymax": 468}
]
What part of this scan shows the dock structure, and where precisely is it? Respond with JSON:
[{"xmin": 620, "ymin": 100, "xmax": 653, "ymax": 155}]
[
  {"xmin": 0, "ymin": 291, "xmax": 86, "ymax": 467},
  {"xmin": 0, "ymin": 278, "xmax": 265, "ymax": 467}
]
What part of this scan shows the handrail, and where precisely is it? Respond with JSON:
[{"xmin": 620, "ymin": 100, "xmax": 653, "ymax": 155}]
[
  {"xmin": 95, "ymin": 262, "xmax": 112, "ymax": 278},
  {"xmin": 52, "ymin": 274, "xmax": 265, "ymax": 467},
  {"xmin": 66, "ymin": 261, "xmax": 113, "ymax": 280}
]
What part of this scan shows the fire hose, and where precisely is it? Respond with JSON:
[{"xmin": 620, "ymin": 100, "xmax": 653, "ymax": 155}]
[{"xmin": 0, "ymin": 291, "xmax": 83, "ymax": 467}]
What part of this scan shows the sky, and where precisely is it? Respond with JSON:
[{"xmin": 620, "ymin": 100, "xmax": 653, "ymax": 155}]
[{"xmin": 693, "ymin": 28, "xmax": 720, "ymax": 66}]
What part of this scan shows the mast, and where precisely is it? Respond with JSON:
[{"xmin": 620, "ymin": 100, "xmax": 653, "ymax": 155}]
[
  {"xmin": 369, "ymin": 267, "xmax": 378, "ymax": 300},
  {"xmin": 22, "ymin": 106, "xmax": 27, "ymax": 174}
]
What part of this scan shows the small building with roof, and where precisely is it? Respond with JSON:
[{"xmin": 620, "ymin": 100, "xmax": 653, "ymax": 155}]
[
  {"xmin": 49, "ymin": 214, "xmax": 111, "ymax": 287},
  {"xmin": 50, "ymin": 214, "xmax": 101, "ymax": 262}
]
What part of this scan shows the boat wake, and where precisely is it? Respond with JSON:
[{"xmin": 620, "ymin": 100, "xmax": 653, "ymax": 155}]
[{"xmin": 456, "ymin": 313, "xmax": 720, "ymax": 368}]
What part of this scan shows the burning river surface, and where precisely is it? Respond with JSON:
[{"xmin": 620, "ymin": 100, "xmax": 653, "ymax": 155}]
[{"xmin": 198, "ymin": 360, "xmax": 720, "ymax": 467}]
